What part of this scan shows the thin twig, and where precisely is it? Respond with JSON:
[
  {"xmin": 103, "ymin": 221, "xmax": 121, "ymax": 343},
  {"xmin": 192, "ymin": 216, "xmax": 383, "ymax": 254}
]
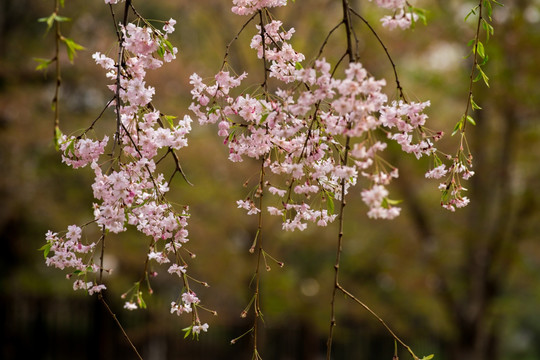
[
  {"xmin": 79, "ymin": 97, "xmax": 116, "ymax": 139},
  {"xmin": 221, "ymin": 13, "xmax": 258, "ymax": 71},
  {"xmin": 462, "ymin": 0, "xmax": 484, "ymax": 133},
  {"xmin": 98, "ymin": 295, "xmax": 144, "ymax": 360},
  {"xmin": 53, "ymin": 0, "xmax": 61, "ymax": 144},
  {"xmin": 336, "ymin": 284, "xmax": 419, "ymax": 360},
  {"xmin": 349, "ymin": 7, "xmax": 406, "ymax": 101},
  {"xmin": 326, "ymin": 4, "xmax": 355, "ymax": 358},
  {"xmin": 114, "ymin": 0, "xmax": 131, "ymax": 144},
  {"xmin": 314, "ymin": 20, "xmax": 344, "ymax": 62}
]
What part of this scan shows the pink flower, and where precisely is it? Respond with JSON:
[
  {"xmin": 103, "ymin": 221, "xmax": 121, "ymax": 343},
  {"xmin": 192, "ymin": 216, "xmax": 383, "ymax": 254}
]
[
  {"xmin": 124, "ymin": 302, "xmax": 138, "ymax": 311},
  {"xmin": 163, "ymin": 18, "xmax": 176, "ymax": 34},
  {"xmin": 192, "ymin": 323, "xmax": 209, "ymax": 334},
  {"xmin": 425, "ymin": 164, "xmax": 447, "ymax": 179}
]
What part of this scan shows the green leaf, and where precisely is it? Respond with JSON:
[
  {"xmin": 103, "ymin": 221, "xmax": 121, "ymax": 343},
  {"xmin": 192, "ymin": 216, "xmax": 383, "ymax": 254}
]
[
  {"xmin": 163, "ymin": 115, "xmax": 177, "ymax": 128},
  {"xmin": 157, "ymin": 44, "xmax": 165, "ymax": 58},
  {"xmin": 62, "ymin": 37, "xmax": 85, "ymax": 63},
  {"xmin": 409, "ymin": 6, "xmax": 428, "ymax": 26},
  {"xmin": 464, "ymin": 7, "xmax": 477, "ymax": 21},
  {"xmin": 476, "ymin": 41, "xmax": 485, "ymax": 59},
  {"xmin": 54, "ymin": 15, "xmax": 71, "ymax": 22},
  {"xmin": 482, "ymin": 20, "xmax": 494, "ymax": 41},
  {"xmin": 38, "ymin": 13, "xmax": 56, "ymax": 32},
  {"xmin": 478, "ymin": 55, "xmax": 489, "ymax": 67},
  {"xmin": 434, "ymin": 154, "xmax": 443, "ymax": 167},
  {"xmin": 466, "ymin": 115, "xmax": 476, "ymax": 126},
  {"xmin": 38, "ymin": 243, "xmax": 52, "ymax": 259},
  {"xmin": 64, "ymin": 138, "xmax": 76, "ymax": 155},
  {"xmin": 385, "ymin": 198, "xmax": 403, "ymax": 205},
  {"xmin": 325, "ymin": 191, "xmax": 335, "ymax": 214},
  {"xmin": 295, "ymin": 62, "xmax": 303, "ymax": 70},
  {"xmin": 441, "ymin": 189, "xmax": 450, "ymax": 202},
  {"xmin": 163, "ymin": 39, "xmax": 174, "ymax": 53},
  {"xmin": 34, "ymin": 57, "xmax": 53, "ymax": 71},
  {"xmin": 451, "ymin": 117, "xmax": 464, "ymax": 136},
  {"xmin": 208, "ymin": 104, "xmax": 220, "ymax": 115},
  {"xmin": 38, "ymin": 13, "xmax": 70, "ymax": 33},
  {"xmin": 137, "ymin": 293, "xmax": 147, "ymax": 309},
  {"xmin": 183, "ymin": 326, "xmax": 192, "ymax": 339},
  {"xmin": 470, "ymin": 96, "xmax": 482, "ymax": 110},
  {"xmin": 421, "ymin": 355, "xmax": 435, "ymax": 360},
  {"xmin": 54, "ymin": 127, "xmax": 62, "ymax": 151},
  {"xmin": 484, "ymin": 0, "xmax": 493, "ymax": 20},
  {"xmin": 476, "ymin": 64, "xmax": 490, "ymax": 87}
]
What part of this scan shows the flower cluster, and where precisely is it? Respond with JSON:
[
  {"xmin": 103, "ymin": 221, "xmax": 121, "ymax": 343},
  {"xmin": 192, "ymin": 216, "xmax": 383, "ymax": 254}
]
[
  {"xmin": 60, "ymin": 135, "xmax": 109, "ymax": 169},
  {"xmin": 44, "ymin": 14, "xmax": 205, "ymax": 328},
  {"xmin": 190, "ymin": 14, "xmax": 445, "ymax": 231},
  {"xmin": 435, "ymin": 157, "xmax": 474, "ymax": 211},
  {"xmin": 370, "ymin": 0, "xmax": 418, "ymax": 30},
  {"xmin": 232, "ymin": 0, "xmax": 287, "ymax": 15},
  {"xmin": 44, "ymin": 227, "xmax": 107, "ymax": 295},
  {"xmin": 250, "ymin": 20, "xmax": 305, "ymax": 83}
]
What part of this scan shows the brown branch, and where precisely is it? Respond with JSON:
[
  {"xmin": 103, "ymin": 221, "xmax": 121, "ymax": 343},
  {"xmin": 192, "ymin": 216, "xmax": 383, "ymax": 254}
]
[
  {"xmin": 336, "ymin": 284, "xmax": 420, "ymax": 360},
  {"xmin": 349, "ymin": 7, "xmax": 406, "ymax": 101},
  {"xmin": 251, "ymin": 157, "xmax": 266, "ymax": 358},
  {"xmin": 98, "ymin": 295, "xmax": 144, "ymax": 360},
  {"xmin": 313, "ymin": 20, "xmax": 344, "ymax": 62},
  {"xmin": 53, "ymin": 0, "xmax": 61, "ymax": 145},
  {"xmin": 221, "ymin": 13, "xmax": 258, "ymax": 71},
  {"xmin": 462, "ymin": 0, "xmax": 484, "ymax": 133},
  {"xmin": 114, "ymin": 0, "xmax": 132, "ymax": 145},
  {"xmin": 327, "ymin": 5, "xmax": 355, "ymax": 357}
]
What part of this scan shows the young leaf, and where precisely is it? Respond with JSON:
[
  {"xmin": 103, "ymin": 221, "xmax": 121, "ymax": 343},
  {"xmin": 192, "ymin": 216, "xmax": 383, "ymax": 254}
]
[
  {"xmin": 466, "ymin": 115, "xmax": 476, "ymax": 126},
  {"xmin": 409, "ymin": 6, "xmax": 428, "ymax": 26},
  {"xmin": 484, "ymin": 0, "xmax": 493, "ymax": 20},
  {"xmin": 38, "ymin": 243, "xmax": 52, "ymax": 259},
  {"xmin": 464, "ymin": 7, "xmax": 477, "ymax": 21},
  {"xmin": 476, "ymin": 64, "xmax": 490, "ymax": 87},
  {"xmin": 163, "ymin": 115, "xmax": 177, "ymax": 128},
  {"xmin": 38, "ymin": 13, "xmax": 56, "ymax": 32},
  {"xmin": 54, "ymin": 126, "xmax": 63, "ymax": 151},
  {"xmin": 163, "ymin": 39, "xmax": 174, "ymax": 53},
  {"xmin": 482, "ymin": 20, "xmax": 494, "ymax": 41},
  {"xmin": 137, "ymin": 293, "xmax": 147, "ymax": 309},
  {"xmin": 451, "ymin": 116, "xmax": 464, "ymax": 136},
  {"xmin": 434, "ymin": 154, "xmax": 443, "ymax": 167},
  {"xmin": 476, "ymin": 41, "xmax": 485, "ymax": 59},
  {"xmin": 62, "ymin": 37, "xmax": 85, "ymax": 63},
  {"xmin": 325, "ymin": 191, "xmax": 335, "ymax": 214},
  {"xmin": 157, "ymin": 44, "xmax": 165, "ymax": 58},
  {"xmin": 470, "ymin": 96, "xmax": 482, "ymax": 110},
  {"xmin": 385, "ymin": 198, "xmax": 403, "ymax": 206},
  {"xmin": 34, "ymin": 57, "xmax": 53, "ymax": 71},
  {"xmin": 54, "ymin": 15, "xmax": 71, "ymax": 22},
  {"xmin": 183, "ymin": 326, "xmax": 192, "ymax": 339},
  {"xmin": 421, "ymin": 355, "xmax": 435, "ymax": 360}
]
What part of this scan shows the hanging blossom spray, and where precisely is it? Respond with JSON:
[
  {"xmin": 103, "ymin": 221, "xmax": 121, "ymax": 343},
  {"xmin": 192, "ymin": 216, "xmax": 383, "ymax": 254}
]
[
  {"xmin": 190, "ymin": 0, "xmax": 468, "ymax": 233},
  {"xmin": 42, "ymin": 0, "xmax": 211, "ymax": 336}
]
